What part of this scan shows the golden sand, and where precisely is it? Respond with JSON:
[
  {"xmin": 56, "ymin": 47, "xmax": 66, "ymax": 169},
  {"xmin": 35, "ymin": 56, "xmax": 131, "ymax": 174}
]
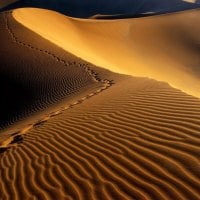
[
  {"xmin": 13, "ymin": 8, "xmax": 200, "ymax": 98},
  {"xmin": 0, "ymin": 8, "xmax": 200, "ymax": 200}
]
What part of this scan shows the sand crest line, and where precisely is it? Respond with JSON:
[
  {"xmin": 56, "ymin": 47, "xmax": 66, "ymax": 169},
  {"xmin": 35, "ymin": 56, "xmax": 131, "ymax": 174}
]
[{"xmin": 0, "ymin": 12, "xmax": 114, "ymax": 151}]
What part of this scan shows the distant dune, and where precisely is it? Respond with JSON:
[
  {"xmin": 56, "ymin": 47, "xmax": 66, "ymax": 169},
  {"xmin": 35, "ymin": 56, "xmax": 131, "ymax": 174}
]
[
  {"xmin": 2, "ymin": 0, "xmax": 200, "ymax": 17},
  {"xmin": 0, "ymin": 0, "xmax": 18, "ymax": 9},
  {"xmin": 14, "ymin": 8, "xmax": 200, "ymax": 97},
  {"xmin": 1, "ymin": 7, "xmax": 200, "ymax": 200}
]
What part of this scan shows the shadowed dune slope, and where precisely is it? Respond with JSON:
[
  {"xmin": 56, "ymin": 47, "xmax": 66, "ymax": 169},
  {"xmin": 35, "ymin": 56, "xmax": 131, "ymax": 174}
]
[
  {"xmin": 0, "ymin": 72, "xmax": 200, "ymax": 200},
  {"xmin": 0, "ymin": 0, "xmax": 18, "ymax": 9},
  {"xmin": 13, "ymin": 8, "xmax": 200, "ymax": 98},
  {"xmin": 0, "ymin": 12, "xmax": 104, "ymax": 129}
]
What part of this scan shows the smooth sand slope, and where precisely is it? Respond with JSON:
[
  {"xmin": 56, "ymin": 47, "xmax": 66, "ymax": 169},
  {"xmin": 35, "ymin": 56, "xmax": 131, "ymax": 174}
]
[
  {"xmin": 0, "ymin": 9, "xmax": 200, "ymax": 200},
  {"xmin": 13, "ymin": 8, "xmax": 200, "ymax": 98}
]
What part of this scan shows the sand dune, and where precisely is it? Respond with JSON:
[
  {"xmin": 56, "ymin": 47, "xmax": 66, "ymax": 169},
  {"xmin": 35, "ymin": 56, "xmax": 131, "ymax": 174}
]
[
  {"xmin": 13, "ymin": 8, "xmax": 200, "ymax": 98},
  {"xmin": 0, "ymin": 7, "xmax": 200, "ymax": 200},
  {"xmin": 0, "ymin": 11, "xmax": 107, "ymax": 132},
  {"xmin": 1, "ymin": 71, "xmax": 200, "ymax": 199},
  {"xmin": 0, "ymin": 0, "xmax": 18, "ymax": 9}
]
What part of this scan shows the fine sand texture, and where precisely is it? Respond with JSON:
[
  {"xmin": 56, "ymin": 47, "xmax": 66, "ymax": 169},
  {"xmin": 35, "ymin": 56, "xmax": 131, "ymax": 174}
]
[
  {"xmin": 0, "ymin": 8, "xmax": 200, "ymax": 200},
  {"xmin": 1, "ymin": 70, "xmax": 200, "ymax": 199},
  {"xmin": 0, "ymin": 11, "xmax": 106, "ymax": 131},
  {"xmin": 13, "ymin": 8, "xmax": 200, "ymax": 98}
]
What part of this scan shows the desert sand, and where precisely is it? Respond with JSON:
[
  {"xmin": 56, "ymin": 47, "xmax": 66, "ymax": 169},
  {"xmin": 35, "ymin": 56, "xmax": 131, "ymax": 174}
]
[
  {"xmin": 13, "ymin": 8, "xmax": 200, "ymax": 98},
  {"xmin": 0, "ymin": 7, "xmax": 200, "ymax": 200}
]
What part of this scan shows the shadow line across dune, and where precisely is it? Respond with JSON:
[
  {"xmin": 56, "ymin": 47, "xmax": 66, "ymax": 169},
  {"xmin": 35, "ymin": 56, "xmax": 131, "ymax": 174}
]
[
  {"xmin": 0, "ymin": 12, "xmax": 114, "ymax": 152},
  {"xmin": 12, "ymin": 8, "xmax": 200, "ymax": 98}
]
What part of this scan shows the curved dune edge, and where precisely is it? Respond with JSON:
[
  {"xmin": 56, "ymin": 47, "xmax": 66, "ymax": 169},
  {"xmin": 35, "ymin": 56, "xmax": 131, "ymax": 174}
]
[
  {"xmin": 0, "ymin": 12, "xmax": 113, "ymax": 150},
  {"xmin": 0, "ymin": 8, "xmax": 200, "ymax": 200},
  {"xmin": 1, "ymin": 75, "xmax": 200, "ymax": 199},
  {"xmin": 0, "ymin": 11, "xmax": 104, "ymax": 129},
  {"xmin": 13, "ymin": 8, "xmax": 200, "ymax": 98}
]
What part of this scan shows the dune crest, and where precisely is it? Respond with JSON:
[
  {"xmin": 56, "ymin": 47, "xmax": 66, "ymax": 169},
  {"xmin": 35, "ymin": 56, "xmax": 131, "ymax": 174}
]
[
  {"xmin": 1, "ymin": 8, "xmax": 200, "ymax": 200},
  {"xmin": 0, "ymin": 12, "xmax": 111, "ymax": 133},
  {"xmin": 13, "ymin": 8, "xmax": 200, "ymax": 98}
]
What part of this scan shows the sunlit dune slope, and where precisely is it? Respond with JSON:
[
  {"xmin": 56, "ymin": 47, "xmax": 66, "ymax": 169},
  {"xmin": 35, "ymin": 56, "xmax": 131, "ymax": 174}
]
[{"xmin": 13, "ymin": 8, "xmax": 200, "ymax": 98}]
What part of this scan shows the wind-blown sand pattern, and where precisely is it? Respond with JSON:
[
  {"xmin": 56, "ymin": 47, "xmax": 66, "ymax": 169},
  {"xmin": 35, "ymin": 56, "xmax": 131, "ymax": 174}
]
[
  {"xmin": 0, "ymin": 7, "xmax": 200, "ymax": 200},
  {"xmin": 1, "ymin": 74, "xmax": 200, "ymax": 200},
  {"xmin": 0, "ymin": 12, "xmax": 114, "ymax": 151},
  {"xmin": 0, "ymin": 11, "xmax": 111, "ymax": 130}
]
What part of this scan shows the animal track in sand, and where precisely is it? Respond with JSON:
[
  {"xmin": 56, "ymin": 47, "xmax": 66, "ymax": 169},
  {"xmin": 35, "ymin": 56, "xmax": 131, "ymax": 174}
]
[{"xmin": 0, "ymin": 12, "xmax": 114, "ymax": 152}]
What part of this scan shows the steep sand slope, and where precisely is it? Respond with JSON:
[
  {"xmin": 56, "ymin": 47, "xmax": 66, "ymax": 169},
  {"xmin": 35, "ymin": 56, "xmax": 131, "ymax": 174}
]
[
  {"xmin": 1, "ymin": 71, "xmax": 200, "ymax": 200},
  {"xmin": 13, "ymin": 8, "xmax": 200, "ymax": 97},
  {"xmin": 0, "ymin": 12, "xmax": 108, "ymax": 132},
  {"xmin": 0, "ymin": 9, "xmax": 200, "ymax": 200}
]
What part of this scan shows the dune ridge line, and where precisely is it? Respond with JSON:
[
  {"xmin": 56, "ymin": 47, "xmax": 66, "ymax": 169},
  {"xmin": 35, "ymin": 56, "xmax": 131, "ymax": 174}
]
[{"xmin": 0, "ymin": 12, "xmax": 114, "ymax": 152}]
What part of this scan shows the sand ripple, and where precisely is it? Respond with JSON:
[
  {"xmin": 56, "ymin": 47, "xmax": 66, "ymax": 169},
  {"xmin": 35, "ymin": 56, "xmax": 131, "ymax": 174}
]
[{"xmin": 1, "ymin": 76, "xmax": 200, "ymax": 200}]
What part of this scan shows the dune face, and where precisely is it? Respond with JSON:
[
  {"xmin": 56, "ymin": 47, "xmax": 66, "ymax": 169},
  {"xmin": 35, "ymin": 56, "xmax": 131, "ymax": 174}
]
[
  {"xmin": 2, "ymin": 0, "xmax": 200, "ymax": 17},
  {"xmin": 0, "ymin": 12, "xmax": 104, "ymax": 129},
  {"xmin": 1, "ymin": 68, "xmax": 200, "ymax": 199},
  {"xmin": 13, "ymin": 8, "xmax": 200, "ymax": 98},
  {"xmin": 1, "ymin": 5, "xmax": 200, "ymax": 200}
]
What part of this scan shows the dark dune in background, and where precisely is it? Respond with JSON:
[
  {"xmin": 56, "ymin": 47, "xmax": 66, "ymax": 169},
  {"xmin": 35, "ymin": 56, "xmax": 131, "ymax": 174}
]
[
  {"xmin": 0, "ymin": 0, "xmax": 19, "ymax": 9},
  {"xmin": 1, "ymin": 0, "xmax": 200, "ymax": 17}
]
